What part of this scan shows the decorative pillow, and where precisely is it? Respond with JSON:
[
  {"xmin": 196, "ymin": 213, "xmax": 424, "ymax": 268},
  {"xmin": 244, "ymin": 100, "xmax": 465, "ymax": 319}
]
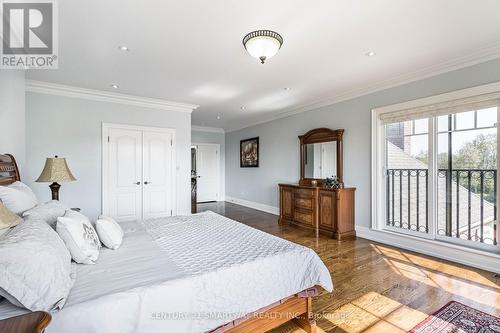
[
  {"xmin": 56, "ymin": 210, "xmax": 100, "ymax": 264},
  {"xmin": 0, "ymin": 181, "xmax": 38, "ymax": 215},
  {"xmin": 63, "ymin": 209, "xmax": 91, "ymax": 225},
  {"xmin": 96, "ymin": 215, "xmax": 124, "ymax": 250},
  {"xmin": 0, "ymin": 202, "xmax": 22, "ymax": 230},
  {"xmin": 23, "ymin": 200, "xmax": 68, "ymax": 228},
  {"xmin": 0, "ymin": 216, "xmax": 75, "ymax": 311}
]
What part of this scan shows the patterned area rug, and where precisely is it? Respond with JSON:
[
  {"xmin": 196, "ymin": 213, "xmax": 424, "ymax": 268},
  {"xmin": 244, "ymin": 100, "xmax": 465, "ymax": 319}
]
[{"xmin": 409, "ymin": 301, "xmax": 500, "ymax": 333}]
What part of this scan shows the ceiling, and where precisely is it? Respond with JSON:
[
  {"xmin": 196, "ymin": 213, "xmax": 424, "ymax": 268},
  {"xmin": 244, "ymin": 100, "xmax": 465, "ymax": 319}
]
[{"xmin": 27, "ymin": 0, "xmax": 500, "ymax": 131}]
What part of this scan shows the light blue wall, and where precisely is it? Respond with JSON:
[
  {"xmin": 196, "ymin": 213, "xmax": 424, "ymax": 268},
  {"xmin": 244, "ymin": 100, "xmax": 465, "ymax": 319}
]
[
  {"xmin": 26, "ymin": 92, "xmax": 192, "ymax": 219},
  {"xmin": 0, "ymin": 70, "xmax": 25, "ymax": 173},
  {"xmin": 191, "ymin": 130, "xmax": 225, "ymax": 199},
  {"xmin": 226, "ymin": 58, "xmax": 500, "ymax": 227}
]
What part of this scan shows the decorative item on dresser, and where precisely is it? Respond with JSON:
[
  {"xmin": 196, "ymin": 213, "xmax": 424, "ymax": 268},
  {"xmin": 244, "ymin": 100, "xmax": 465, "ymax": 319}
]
[
  {"xmin": 279, "ymin": 128, "xmax": 356, "ymax": 239},
  {"xmin": 36, "ymin": 156, "xmax": 76, "ymax": 200}
]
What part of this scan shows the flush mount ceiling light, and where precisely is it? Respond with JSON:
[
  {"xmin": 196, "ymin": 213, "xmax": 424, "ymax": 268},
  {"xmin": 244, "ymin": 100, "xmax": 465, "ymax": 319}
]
[
  {"xmin": 365, "ymin": 51, "xmax": 376, "ymax": 57},
  {"xmin": 110, "ymin": 84, "xmax": 119, "ymax": 89},
  {"xmin": 118, "ymin": 46, "xmax": 129, "ymax": 51},
  {"xmin": 243, "ymin": 30, "xmax": 283, "ymax": 64}
]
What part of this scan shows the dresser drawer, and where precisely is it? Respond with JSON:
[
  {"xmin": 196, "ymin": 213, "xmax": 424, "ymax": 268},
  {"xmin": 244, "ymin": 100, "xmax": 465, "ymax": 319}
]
[
  {"xmin": 294, "ymin": 188, "xmax": 314, "ymax": 198},
  {"xmin": 294, "ymin": 210, "xmax": 313, "ymax": 225},
  {"xmin": 295, "ymin": 197, "xmax": 313, "ymax": 210}
]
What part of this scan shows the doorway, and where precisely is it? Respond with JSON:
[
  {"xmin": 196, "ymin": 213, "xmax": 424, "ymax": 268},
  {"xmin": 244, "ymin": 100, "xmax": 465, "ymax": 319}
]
[{"xmin": 191, "ymin": 143, "xmax": 221, "ymax": 206}]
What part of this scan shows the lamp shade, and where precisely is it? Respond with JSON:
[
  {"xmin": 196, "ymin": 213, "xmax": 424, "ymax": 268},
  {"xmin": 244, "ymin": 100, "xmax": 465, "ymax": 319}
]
[{"xmin": 36, "ymin": 156, "xmax": 76, "ymax": 183}]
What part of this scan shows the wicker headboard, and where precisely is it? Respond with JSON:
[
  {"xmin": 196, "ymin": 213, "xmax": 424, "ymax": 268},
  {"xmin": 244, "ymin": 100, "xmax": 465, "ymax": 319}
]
[{"xmin": 0, "ymin": 154, "xmax": 20, "ymax": 186}]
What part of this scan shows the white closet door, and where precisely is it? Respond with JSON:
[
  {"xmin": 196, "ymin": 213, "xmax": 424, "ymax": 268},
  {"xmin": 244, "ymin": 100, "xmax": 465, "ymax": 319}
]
[
  {"xmin": 143, "ymin": 131, "xmax": 173, "ymax": 219},
  {"xmin": 196, "ymin": 144, "xmax": 219, "ymax": 202},
  {"xmin": 107, "ymin": 128, "xmax": 143, "ymax": 221}
]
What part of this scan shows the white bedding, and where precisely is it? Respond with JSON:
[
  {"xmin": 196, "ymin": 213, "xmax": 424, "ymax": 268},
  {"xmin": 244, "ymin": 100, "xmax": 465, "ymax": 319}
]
[{"xmin": 0, "ymin": 211, "xmax": 333, "ymax": 333}]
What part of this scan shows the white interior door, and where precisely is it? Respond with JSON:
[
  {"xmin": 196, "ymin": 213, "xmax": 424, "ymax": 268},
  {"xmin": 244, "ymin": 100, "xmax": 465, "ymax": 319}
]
[
  {"xmin": 107, "ymin": 128, "xmax": 143, "ymax": 222},
  {"xmin": 196, "ymin": 144, "xmax": 219, "ymax": 202},
  {"xmin": 321, "ymin": 142, "xmax": 336, "ymax": 178},
  {"xmin": 143, "ymin": 131, "xmax": 174, "ymax": 219},
  {"xmin": 313, "ymin": 144, "xmax": 322, "ymax": 178}
]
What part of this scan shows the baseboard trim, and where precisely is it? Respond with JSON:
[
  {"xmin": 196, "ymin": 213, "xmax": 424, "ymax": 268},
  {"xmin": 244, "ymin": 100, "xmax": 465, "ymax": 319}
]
[
  {"xmin": 357, "ymin": 226, "xmax": 500, "ymax": 274},
  {"xmin": 226, "ymin": 196, "xmax": 279, "ymax": 215}
]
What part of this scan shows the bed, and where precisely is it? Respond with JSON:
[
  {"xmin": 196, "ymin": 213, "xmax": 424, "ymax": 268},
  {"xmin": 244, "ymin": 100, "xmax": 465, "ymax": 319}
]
[{"xmin": 0, "ymin": 154, "xmax": 333, "ymax": 333}]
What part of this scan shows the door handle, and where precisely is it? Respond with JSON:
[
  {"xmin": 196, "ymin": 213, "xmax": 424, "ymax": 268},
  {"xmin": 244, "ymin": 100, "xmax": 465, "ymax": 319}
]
[
  {"xmin": 144, "ymin": 181, "xmax": 150, "ymax": 185},
  {"xmin": 134, "ymin": 182, "xmax": 141, "ymax": 185}
]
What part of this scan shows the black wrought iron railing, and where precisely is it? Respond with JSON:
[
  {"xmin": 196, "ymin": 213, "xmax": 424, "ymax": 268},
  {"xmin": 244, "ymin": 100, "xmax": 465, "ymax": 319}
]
[{"xmin": 386, "ymin": 168, "xmax": 498, "ymax": 246}]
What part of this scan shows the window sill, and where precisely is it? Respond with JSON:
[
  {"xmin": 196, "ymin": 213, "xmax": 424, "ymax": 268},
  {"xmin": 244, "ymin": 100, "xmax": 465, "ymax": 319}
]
[{"xmin": 357, "ymin": 226, "xmax": 500, "ymax": 274}]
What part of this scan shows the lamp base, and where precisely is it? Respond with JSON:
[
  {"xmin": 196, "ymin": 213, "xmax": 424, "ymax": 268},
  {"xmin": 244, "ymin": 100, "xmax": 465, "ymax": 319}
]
[{"xmin": 49, "ymin": 182, "xmax": 61, "ymax": 201}]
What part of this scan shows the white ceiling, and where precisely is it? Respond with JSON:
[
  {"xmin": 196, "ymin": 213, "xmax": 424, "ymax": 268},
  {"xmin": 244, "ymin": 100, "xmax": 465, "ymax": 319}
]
[{"xmin": 27, "ymin": 0, "xmax": 500, "ymax": 131}]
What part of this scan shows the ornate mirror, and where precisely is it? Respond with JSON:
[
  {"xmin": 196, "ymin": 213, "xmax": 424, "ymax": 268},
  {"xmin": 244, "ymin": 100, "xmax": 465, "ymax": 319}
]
[{"xmin": 299, "ymin": 128, "xmax": 344, "ymax": 186}]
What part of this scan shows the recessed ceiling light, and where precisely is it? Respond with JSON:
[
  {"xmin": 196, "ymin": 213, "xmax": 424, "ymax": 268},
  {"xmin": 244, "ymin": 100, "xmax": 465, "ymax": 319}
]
[
  {"xmin": 365, "ymin": 51, "xmax": 376, "ymax": 57},
  {"xmin": 110, "ymin": 84, "xmax": 119, "ymax": 89},
  {"xmin": 216, "ymin": 115, "xmax": 221, "ymax": 120},
  {"xmin": 284, "ymin": 87, "xmax": 291, "ymax": 91},
  {"xmin": 240, "ymin": 106, "xmax": 246, "ymax": 110},
  {"xmin": 118, "ymin": 46, "xmax": 129, "ymax": 51}
]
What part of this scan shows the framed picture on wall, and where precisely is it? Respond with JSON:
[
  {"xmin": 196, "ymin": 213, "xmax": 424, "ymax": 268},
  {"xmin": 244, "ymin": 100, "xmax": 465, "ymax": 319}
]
[{"xmin": 240, "ymin": 137, "xmax": 259, "ymax": 167}]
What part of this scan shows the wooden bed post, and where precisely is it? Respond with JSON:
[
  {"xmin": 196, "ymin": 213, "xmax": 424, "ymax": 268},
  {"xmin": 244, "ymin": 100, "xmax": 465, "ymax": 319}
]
[{"xmin": 294, "ymin": 297, "xmax": 317, "ymax": 333}]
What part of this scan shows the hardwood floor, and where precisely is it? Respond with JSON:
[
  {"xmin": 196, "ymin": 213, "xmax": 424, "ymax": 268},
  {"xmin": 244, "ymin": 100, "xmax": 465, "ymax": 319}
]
[{"xmin": 198, "ymin": 201, "xmax": 500, "ymax": 333}]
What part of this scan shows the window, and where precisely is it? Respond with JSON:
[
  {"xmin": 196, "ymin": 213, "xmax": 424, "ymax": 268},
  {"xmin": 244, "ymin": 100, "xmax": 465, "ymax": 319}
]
[
  {"xmin": 385, "ymin": 120, "xmax": 429, "ymax": 234},
  {"xmin": 373, "ymin": 86, "xmax": 500, "ymax": 253}
]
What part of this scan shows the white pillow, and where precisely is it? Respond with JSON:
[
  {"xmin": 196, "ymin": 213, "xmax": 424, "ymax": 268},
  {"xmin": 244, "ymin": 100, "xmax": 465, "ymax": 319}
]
[
  {"xmin": 56, "ymin": 210, "xmax": 100, "ymax": 264},
  {"xmin": 0, "ymin": 181, "xmax": 38, "ymax": 215},
  {"xmin": 0, "ymin": 217, "xmax": 75, "ymax": 311},
  {"xmin": 23, "ymin": 200, "xmax": 67, "ymax": 228},
  {"xmin": 62, "ymin": 209, "xmax": 91, "ymax": 225},
  {"xmin": 96, "ymin": 215, "xmax": 123, "ymax": 250}
]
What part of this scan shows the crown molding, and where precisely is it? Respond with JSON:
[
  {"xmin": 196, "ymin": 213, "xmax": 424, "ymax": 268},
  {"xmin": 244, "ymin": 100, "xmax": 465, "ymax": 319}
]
[
  {"xmin": 26, "ymin": 80, "xmax": 199, "ymax": 113},
  {"xmin": 227, "ymin": 43, "xmax": 500, "ymax": 132},
  {"xmin": 191, "ymin": 125, "xmax": 225, "ymax": 133}
]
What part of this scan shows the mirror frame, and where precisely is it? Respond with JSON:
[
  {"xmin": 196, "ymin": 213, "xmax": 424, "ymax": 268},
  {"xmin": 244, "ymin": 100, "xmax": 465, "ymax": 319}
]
[{"xmin": 299, "ymin": 128, "xmax": 344, "ymax": 186}]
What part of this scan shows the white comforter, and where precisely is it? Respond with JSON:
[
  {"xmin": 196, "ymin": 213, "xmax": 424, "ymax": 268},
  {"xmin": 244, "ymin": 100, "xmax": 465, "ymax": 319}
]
[{"xmin": 0, "ymin": 211, "xmax": 333, "ymax": 333}]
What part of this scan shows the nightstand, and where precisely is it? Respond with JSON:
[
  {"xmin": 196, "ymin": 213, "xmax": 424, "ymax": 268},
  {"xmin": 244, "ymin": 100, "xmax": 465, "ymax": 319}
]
[{"xmin": 0, "ymin": 311, "xmax": 51, "ymax": 333}]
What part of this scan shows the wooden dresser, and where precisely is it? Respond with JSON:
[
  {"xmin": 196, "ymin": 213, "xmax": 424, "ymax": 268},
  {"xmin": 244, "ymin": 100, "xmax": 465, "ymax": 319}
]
[
  {"xmin": 279, "ymin": 184, "xmax": 356, "ymax": 239},
  {"xmin": 278, "ymin": 127, "xmax": 356, "ymax": 239}
]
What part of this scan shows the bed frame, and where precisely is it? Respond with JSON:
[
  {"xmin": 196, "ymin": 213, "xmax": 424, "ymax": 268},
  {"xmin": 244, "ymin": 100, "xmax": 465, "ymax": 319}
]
[
  {"xmin": 218, "ymin": 294, "xmax": 316, "ymax": 333},
  {"xmin": 0, "ymin": 153, "xmax": 318, "ymax": 333},
  {"xmin": 0, "ymin": 154, "xmax": 20, "ymax": 185}
]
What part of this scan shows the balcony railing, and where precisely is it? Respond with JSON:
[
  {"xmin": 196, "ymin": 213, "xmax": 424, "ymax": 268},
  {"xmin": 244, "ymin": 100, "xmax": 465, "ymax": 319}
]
[{"xmin": 386, "ymin": 168, "xmax": 498, "ymax": 246}]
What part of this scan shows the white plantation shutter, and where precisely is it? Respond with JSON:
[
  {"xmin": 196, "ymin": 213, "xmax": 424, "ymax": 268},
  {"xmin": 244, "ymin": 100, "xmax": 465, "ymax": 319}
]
[{"xmin": 379, "ymin": 93, "xmax": 500, "ymax": 124}]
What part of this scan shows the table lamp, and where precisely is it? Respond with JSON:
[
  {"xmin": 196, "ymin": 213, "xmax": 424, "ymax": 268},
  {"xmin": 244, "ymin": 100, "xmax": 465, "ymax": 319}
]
[{"xmin": 36, "ymin": 156, "xmax": 76, "ymax": 200}]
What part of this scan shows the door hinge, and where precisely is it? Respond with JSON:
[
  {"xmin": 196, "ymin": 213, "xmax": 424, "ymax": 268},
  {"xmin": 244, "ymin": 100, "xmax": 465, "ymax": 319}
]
[
  {"xmin": 170, "ymin": 139, "xmax": 173, "ymax": 146},
  {"xmin": 107, "ymin": 136, "xmax": 110, "ymax": 142},
  {"xmin": 170, "ymin": 209, "xmax": 173, "ymax": 216}
]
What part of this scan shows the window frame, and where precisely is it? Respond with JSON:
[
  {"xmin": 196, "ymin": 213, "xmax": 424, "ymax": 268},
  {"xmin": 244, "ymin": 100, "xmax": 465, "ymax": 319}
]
[{"xmin": 372, "ymin": 82, "xmax": 500, "ymax": 253}]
